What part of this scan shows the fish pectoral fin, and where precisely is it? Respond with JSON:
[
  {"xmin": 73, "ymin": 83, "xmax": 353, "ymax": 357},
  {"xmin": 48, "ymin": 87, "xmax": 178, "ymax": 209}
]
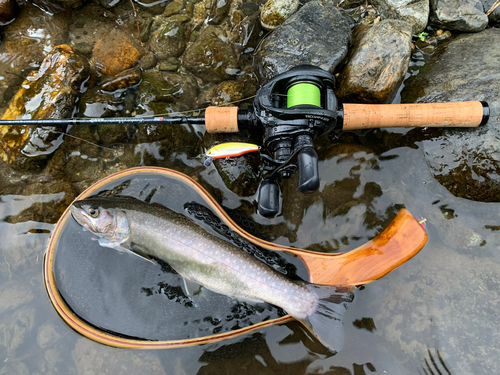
[
  {"xmin": 182, "ymin": 277, "xmax": 203, "ymax": 297},
  {"xmin": 129, "ymin": 249, "xmax": 155, "ymax": 264},
  {"xmin": 98, "ymin": 238, "xmax": 155, "ymax": 264}
]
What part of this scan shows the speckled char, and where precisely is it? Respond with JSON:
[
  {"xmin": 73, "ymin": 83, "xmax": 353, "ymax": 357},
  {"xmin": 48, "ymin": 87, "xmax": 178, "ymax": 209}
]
[{"xmin": 71, "ymin": 196, "xmax": 354, "ymax": 352}]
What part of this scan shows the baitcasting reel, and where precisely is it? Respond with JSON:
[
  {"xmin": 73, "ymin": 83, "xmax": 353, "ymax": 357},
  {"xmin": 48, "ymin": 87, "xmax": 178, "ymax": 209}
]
[
  {"xmin": 241, "ymin": 65, "xmax": 340, "ymax": 217},
  {"xmin": 204, "ymin": 64, "xmax": 489, "ymax": 217}
]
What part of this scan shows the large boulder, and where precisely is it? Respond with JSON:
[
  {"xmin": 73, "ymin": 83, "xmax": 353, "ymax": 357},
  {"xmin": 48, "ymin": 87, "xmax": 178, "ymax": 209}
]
[
  {"xmin": 401, "ymin": 28, "xmax": 500, "ymax": 202},
  {"xmin": 254, "ymin": 0, "xmax": 354, "ymax": 82},
  {"xmin": 370, "ymin": 0, "xmax": 429, "ymax": 34},
  {"xmin": 336, "ymin": 20, "xmax": 412, "ymax": 104},
  {"xmin": 429, "ymin": 0, "xmax": 489, "ymax": 32}
]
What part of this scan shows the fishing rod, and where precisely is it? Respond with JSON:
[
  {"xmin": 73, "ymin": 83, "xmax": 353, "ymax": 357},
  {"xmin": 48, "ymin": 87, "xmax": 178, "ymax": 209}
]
[{"xmin": 3, "ymin": 65, "xmax": 489, "ymax": 217}]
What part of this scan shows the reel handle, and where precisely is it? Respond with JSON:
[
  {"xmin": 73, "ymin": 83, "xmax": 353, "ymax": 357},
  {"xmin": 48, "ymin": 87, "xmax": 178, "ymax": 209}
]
[{"xmin": 342, "ymin": 101, "xmax": 489, "ymax": 130}]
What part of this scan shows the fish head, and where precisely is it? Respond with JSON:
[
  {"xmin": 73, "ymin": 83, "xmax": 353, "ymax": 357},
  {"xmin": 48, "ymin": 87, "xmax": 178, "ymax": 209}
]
[{"xmin": 70, "ymin": 198, "xmax": 130, "ymax": 246}]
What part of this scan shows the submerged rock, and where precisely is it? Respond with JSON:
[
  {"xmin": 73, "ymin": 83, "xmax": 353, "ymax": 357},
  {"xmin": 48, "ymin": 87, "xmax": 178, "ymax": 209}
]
[
  {"xmin": 3, "ymin": 179, "xmax": 76, "ymax": 224},
  {"xmin": 92, "ymin": 28, "xmax": 145, "ymax": 76},
  {"xmin": 0, "ymin": 44, "xmax": 90, "ymax": 169},
  {"xmin": 0, "ymin": 0, "xmax": 18, "ymax": 25},
  {"xmin": 0, "ymin": 307, "xmax": 35, "ymax": 357},
  {"xmin": 370, "ymin": 0, "xmax": 429, "ymax": 34},
  {"xmin": 254, "ymin": 1, "xmax": 354, "ymax": 82},
  {"xmin": 429, "ymin": 0, "xmax": 488, "ymax": 32},
  {"xmin": 32, "ymin": 0, "xmax": 87, "ymax": 11},
  {"xmin": 0, "ymin": 2, "xmax": 72, "ymax": 110},
  {"xmin": 0, "ymin": 282, "xmax": 34, "ymax": 314},
  {"xmin": 182, "ymin": 26, "xmax": 240, "ymax": 83},
  {"xmin": 401, "ymin": 28, "xmax": 500, "ymax": 202},
  {"xmin": 336, "ymin": 20, "xmax": 412, "ymax": 104},
  {"xmin": 149, "ymin": 15, "xmax": 189, "ymax": 62},
  {"xmin": 208, "ymin": 0, "xmax": 232, "ymax": 24},
  {"xmin": 135, "ymin": 70, "xmax": 199, "ymax": 116},
  {"xmin": 72, "ymin": 338, "xmax": 168, "ymax": 375}
]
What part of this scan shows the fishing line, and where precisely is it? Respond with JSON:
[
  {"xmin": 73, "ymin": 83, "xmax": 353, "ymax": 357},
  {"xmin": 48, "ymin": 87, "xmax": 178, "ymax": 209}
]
[
  {"xmin": 287, "ymin": 82, "xmax": 321, "ymax": 108},
  {"xmin": 47, "ymin": 128, "xmax": 116, "ymax": 152}
]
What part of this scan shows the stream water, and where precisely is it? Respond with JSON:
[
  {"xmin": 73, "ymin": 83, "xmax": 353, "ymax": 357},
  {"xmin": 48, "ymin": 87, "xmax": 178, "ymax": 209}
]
[
  {"xmin": 1, "ymin": 4, "xmax": 500, "ymax": 375},
  {"xmin": 2, "ymin": 125, "xmax": 500, "ymax": 374}
]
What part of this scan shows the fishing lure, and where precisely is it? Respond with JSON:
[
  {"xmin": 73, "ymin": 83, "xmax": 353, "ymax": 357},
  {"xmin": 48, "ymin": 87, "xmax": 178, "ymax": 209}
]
[{"xmin": 204, "ymin": 142, "xmax": 260, "ymax": 166}]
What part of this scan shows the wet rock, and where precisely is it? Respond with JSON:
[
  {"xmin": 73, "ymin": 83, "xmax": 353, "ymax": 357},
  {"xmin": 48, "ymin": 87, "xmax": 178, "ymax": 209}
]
[
  {"xmin": 0, "ymin": 282, "xmax": 34, "ymax": 314},
  {"xmin": 208, "ymin": 0, "xmax": 232, "ymax": 24},
  {"xmin": 135, "ymin": 70, "xmax": 199, "ymax": 116},
  {"xmin": 212, "ymin": 154, "xmax": 261, "ymax": 196},
  {"xmin": 149, "ymin": 16, "xmax": 188, "ymax": 61},
  {"xmin": 32, "ymin": 0, "xmax": 86, "ymax": 11},
  {"xmin": 77, "ymin": 68, "xmax": 141, "ymax": 120},
  {"xmin": 210, "ymin": 80, "xmax": 245, "ymax": 106},
  {"xmin": 72, "ymin": 337, "xmax": 168, "ymax": 375},
  {"xmin": 163, "ymin": 1, "xmax": 183, "ymax": 16},
  {"xmin": 344, "ymin": 4, "xmax": 381, "ymax": 25},
  {"xmin": 92, "ymin": 28, "xmax": 145, "ymax": 76},
  {"xmin": 135, "ymin": 0, "xmax": 169, "ymax": 14},
  {"xmin": 260, "ymin": 0, "xmax": 299, "ymax": 30},
  {"xmin": 370, "ymin": 0, "xmax": 429, "ymax": 34},
  {"xmin": 254, "ymin": 1, "xmax": 354, "ymax": 83},
  {"xmin": 484, "ymin": 0, "xmax": 500, "ymax": 23},
  {"xmin": 229, "ymin": 6, "xmax": 263, "ymax": 54},
  {"xmin": 3, "ymin": 179, "xmax": 76, "ymax": 224},
  {"xmin": 78, "ymin": 88, "xmax": 125, "ymax": 119},
  {"xmin": 100, "ymin": 67, "xmax": 142, "ymax": 92},
  {"xmin": 429, "ymin": 0, "xmax": 488, "ymax": 31},
  {"xmin": 0, "ymin": 44, "xmax": 90, "ymax": 169},
  {"xmin": 336, "ymin": 20, "xmax": 412, "ymax": 104},
  {"xmin": 0, "ymin": 3, "xmax": 71, "ymax": 110},
  {"xmin": 182, "ymin": 25, "xmax": 240, "ymax": 83},
  {"xmin": 69, "ymin": 3, "xmax": 116, "ymax": 56},
  {"xmin": 0, "ymin": 307, "xmax": 35, "ymax": 357},
  {"xmin": 0, "ymin": 0, "xmax": 18, "ymax": 24},
  {"xmin": 99, "ymin": 0, "xmax": 121, "ymax": 8},
  {"xmin": 401, "ymin": 28, "xmax": 500, "ymax": 202}
]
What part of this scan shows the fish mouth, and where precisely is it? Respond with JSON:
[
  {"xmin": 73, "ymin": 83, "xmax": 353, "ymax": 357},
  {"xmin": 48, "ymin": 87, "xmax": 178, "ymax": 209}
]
[{"xmin": 70, "ymin": 204, "xmax": 96, "ymax": 233}]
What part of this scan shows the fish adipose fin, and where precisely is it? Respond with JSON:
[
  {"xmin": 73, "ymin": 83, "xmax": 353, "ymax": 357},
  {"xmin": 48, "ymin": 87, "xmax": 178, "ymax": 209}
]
[{"xmin": 298, "ymin": 284, "xmax": 355, "ymax": 353}]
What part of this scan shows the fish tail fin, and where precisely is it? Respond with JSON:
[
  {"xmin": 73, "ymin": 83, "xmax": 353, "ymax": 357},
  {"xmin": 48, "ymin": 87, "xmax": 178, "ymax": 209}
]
[{"xmin": 297, "ymin": 284, "xmax": 355, "ymax": 353}]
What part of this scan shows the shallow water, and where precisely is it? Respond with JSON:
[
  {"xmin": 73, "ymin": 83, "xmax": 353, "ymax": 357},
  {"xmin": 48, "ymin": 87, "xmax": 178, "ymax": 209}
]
[{"xmin": 2, "ymin": 126, "xmax": 500, "ymax": 374}]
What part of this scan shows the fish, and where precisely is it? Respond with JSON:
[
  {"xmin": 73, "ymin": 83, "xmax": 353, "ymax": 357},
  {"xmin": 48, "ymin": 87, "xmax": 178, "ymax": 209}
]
[
  {"xmin": 204, "ymin": 142, "xmax": 260, "ymax": 166},
  {"xmin": 70, "ymin": 196, "xmax": 354, "ymax": 353}
]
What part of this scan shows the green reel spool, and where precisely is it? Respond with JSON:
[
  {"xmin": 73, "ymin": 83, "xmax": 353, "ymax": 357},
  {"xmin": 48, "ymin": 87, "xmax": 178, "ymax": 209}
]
[{"xmin": 287, "ymin": 82, "xmax": 321, "ymax": 108}]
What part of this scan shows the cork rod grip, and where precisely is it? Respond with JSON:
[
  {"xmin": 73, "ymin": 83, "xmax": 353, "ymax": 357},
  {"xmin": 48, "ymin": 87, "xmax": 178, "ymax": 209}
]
[
  {"xmin": 342, "ymin": 101, "xmax": 488, "ymax": 130},
  {"xmin": 205, "ymin": 106, "xmax": 240, "ymax": 133}
]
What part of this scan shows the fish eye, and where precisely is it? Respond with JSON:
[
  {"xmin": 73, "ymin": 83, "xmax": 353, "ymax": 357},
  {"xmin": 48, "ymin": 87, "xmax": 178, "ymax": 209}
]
[{"xmin": 87, "ymin": 208, "xmax": 100, "ymax": 218}]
